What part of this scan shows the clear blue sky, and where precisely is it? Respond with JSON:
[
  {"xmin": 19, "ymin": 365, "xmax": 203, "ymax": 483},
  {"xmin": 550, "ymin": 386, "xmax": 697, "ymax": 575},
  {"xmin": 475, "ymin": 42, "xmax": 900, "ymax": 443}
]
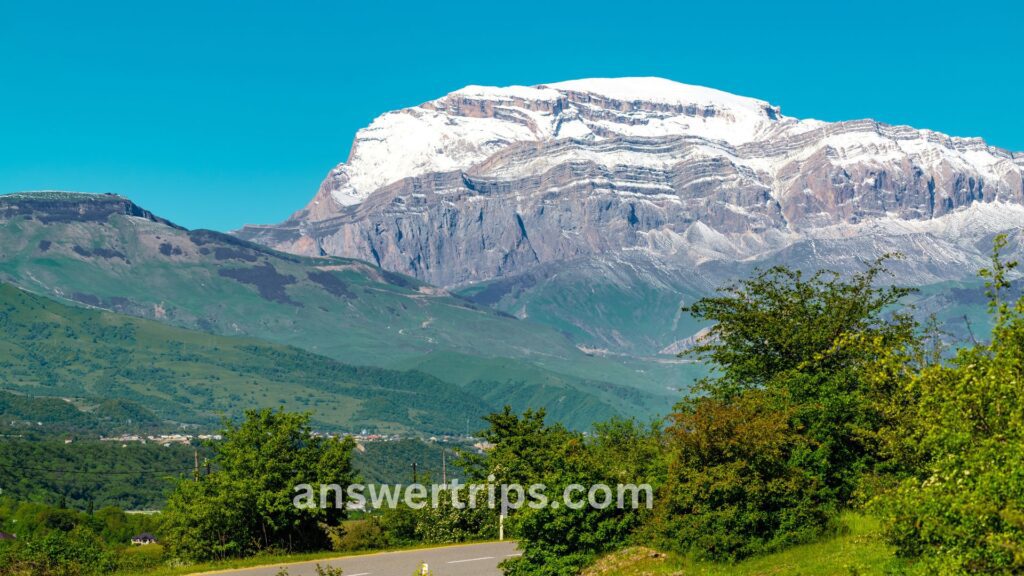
[{"xmin": 2, "ymin": 0, "xmax": 1020, "ymax": 231}]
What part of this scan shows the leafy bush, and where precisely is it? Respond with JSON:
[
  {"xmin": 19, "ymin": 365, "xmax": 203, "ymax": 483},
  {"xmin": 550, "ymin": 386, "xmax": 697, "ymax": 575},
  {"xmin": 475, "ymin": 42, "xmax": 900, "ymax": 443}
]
[
  {"xmin": 368, "ymin": 495, "xmax": 497, "ymax": 550},
  {"xmin": 0, "ymin": 528, "xmax": 115, "ymax": 575},
  {"xmin": 874, "ymin": 236, "xmax": 1024, "ymax": 574},
  {"xmin": 412, "ymin": 490, "xmax": 498, "ymax": 544},
  {"xmin": 0, "ymin": 498, "xmax": 164, "ymax": 575},
  {"xmin": 655, "ymin": 390, "xmax": 837, "ymax": 561},
  {"xmin": 331, "ymin": 518, "xmax": 389, "ymax": 552}
]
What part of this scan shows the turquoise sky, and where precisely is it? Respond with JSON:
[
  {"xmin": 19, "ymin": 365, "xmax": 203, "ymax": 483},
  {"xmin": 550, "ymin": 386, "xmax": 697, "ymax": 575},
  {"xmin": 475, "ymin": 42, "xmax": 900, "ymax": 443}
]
[{"xmin": 2, "ymin": 1, "xmax": 1020, "ymax": 231}]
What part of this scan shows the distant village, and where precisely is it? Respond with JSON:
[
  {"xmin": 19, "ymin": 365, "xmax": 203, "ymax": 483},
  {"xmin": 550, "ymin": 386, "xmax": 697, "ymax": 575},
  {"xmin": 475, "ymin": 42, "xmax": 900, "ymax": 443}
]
[
  {"xmin": 2, "ymin": 415, "xmax": 495, "ymax": 451},
  {"xmin": 89, "ymin": 430, "xmax": 493, "ymax": 451},
  {"xmin": 97, "ymin": 433, "xmax": 223, "ymax": 446}
]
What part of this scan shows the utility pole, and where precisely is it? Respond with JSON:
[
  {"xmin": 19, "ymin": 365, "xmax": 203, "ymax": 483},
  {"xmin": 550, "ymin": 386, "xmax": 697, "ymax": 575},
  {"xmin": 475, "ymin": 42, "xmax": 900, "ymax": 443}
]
[
  {"xmin": 193, "ymin": 448, "xmax": 200, "ymax": 481},
  {"xmin": 441, "ymin": 448, "xmax": 447, "ymax": 485},
  {"xmin": 412, "ymin": 461, "xmax": 418, "ymax": 484}
]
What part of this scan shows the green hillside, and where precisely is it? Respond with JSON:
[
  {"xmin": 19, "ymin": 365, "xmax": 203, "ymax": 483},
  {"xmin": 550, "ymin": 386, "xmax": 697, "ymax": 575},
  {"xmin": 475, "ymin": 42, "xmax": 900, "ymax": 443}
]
[
  {"xmin": 0, "ymin": 433, "xmax": 466, "ymax": 510},
  {"xmin": 0, "ymin": 437, "xmax": 200, "ymax": 510},
  {"xmin": 456, "ymin": 260, "xmax": 709, "ymax": 356},
  {"xmin": 0, "ymin": 390, "xmax": 163, "ymax": 434},
  {"xmin": 0, "ymin": 281, "xmax": 494, "ymax": 433},
  {"xmin": 0, "ymin": 193, "xmax": 571, "ymax": 365},
  {"xmin": 0, "ymin": 192, "xmax": 697, "ymax": 427}
]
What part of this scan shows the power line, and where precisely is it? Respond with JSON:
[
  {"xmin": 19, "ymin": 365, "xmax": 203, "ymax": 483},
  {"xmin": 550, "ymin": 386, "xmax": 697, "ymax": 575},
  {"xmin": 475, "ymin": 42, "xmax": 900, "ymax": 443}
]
[{"xmin": 0, "ymin": 463, "xmax": 192, "ymax": 476}]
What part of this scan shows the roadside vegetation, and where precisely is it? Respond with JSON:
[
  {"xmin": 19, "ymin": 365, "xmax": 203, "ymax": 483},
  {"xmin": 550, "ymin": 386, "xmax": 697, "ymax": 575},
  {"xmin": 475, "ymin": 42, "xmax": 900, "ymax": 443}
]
[{"xmin": 581, "ymin": 513, "xmax": 903, "ymax": 576}]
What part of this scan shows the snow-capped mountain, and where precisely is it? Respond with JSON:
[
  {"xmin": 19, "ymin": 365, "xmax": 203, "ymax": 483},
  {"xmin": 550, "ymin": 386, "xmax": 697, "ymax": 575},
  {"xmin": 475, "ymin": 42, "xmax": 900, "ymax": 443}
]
[
  {"xmin": 310, "ymin": 78, "xmax": 786, "ymax": 211},
  {"xmin": 236, "ymin": 77, "xmax": 1024, "ymax": 353}
]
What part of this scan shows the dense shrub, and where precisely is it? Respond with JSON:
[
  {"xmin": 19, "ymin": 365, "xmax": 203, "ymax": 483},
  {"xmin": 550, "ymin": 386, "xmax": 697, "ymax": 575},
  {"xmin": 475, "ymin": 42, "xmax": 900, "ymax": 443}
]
[
  {"xmin": 330, "ymin": 518, "xmax": 390, "ymax": 552},
  {"xmin": 874, "ymin": 236, "xmax": 1024, "ymax": 574},
  {"xmin": 412, "ymin": 489, "xmax": 499, "ymax": 544},
  {"xmin": 656, "ymin": 390, "xmax": 836, "ymax": 561},
  {"xmin": 683, "ymin": 260, "xmax": 919, "ymax": 505},
  {"xmin": 0, "ymin": 501, "xmax": 164, "ymax": 576},
  {"xmin": 365, "ymin": 497, "xmax": 497, "ymax": 550},
  {"xmin": 0, "ymin": 528, "xmax": 114, "ymax": 575}
]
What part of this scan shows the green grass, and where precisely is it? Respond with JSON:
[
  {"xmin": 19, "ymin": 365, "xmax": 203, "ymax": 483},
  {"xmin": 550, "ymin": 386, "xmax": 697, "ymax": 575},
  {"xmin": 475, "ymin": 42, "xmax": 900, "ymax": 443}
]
[{"xmin": 583, "ymin": 514, "xmax": 909, "ymax": 576}]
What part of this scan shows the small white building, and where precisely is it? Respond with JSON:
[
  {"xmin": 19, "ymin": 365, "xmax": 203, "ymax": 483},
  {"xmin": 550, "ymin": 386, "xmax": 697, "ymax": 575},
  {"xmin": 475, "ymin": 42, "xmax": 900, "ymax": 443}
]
[{"xmin": 130, "ymin": 532, "xmax": 158, "ymax": 546}]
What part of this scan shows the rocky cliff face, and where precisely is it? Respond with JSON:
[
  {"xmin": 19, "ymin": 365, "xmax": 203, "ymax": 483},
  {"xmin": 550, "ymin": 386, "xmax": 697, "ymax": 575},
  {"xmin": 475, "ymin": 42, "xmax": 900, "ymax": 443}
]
[
  {"xmin": 237, "ymin": 78, "xmax": 1024, "ymax": 289},
  {"xmin": 236, "ymin": 78, "xmax": 1024, "ymax": 353},
  {"xmin": 0, "ymin": 191, "xmax": 184, "ymax": 229}
]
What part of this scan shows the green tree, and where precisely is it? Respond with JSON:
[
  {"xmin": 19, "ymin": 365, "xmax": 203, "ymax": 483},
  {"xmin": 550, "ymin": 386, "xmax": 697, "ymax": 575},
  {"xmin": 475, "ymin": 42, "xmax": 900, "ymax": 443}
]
[
  {"xmin": 475, "ymin": 411, "xmax": 661, "ymax": 576},
  {"xmin": 162, "ymin": 408, "xmax": 357, "ymax": 562},
  {"xmin": 684, "ymin": 258, "xmax": 915, "ymax": 397},
  {"xmin": 459, "ymin": 406, "xmax": 574, "ymax": 487},
  {"xmin": 682, "ymin": 259, "xmax": 920, "ymax": 505}
]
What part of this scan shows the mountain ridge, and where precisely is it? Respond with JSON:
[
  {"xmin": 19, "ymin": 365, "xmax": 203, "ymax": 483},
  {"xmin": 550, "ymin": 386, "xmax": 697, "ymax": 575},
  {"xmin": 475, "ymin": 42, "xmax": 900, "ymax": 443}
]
[
  {"xmin": 234, "ymin": 77, "xmax": 1024, "ymax": 354},
  {"xmin": 245, "ymin": 76, "xmax": 1021, "ymax": 223},
  {"xmin": 236, "ymin": 77, "xmax": 1023, "ymax": 288}
]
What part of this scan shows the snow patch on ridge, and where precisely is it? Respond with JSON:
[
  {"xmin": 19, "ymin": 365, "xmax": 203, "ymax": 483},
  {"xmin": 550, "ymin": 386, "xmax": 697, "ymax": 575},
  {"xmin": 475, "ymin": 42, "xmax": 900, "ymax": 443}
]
[
  {"xmin": 451, "ymin": 84, "xmax": 562, "ymax": 102},
  {"xmin": 807, "ymin": 201, "xmax": 1024, "ymax": 241},
  {"xmin": 545, "ymin": 77, "xmax": 773, "ymax": 115},
  {"xmin": 324, "ymin": 77, "xmax": 791, "ymax": 207}
]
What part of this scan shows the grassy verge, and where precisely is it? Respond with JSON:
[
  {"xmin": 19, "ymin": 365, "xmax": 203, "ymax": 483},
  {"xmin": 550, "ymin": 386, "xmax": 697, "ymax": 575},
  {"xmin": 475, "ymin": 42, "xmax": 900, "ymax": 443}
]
[{"xmin": 583, "ymin": 513, "xmax": 911, "ymax": 576}]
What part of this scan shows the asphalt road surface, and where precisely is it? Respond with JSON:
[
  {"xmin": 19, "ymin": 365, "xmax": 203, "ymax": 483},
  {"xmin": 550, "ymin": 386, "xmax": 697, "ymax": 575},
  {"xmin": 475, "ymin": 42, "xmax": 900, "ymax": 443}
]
[{"xmin": 199, "ymin": 541, "xmax": 520, "ymax": 576}]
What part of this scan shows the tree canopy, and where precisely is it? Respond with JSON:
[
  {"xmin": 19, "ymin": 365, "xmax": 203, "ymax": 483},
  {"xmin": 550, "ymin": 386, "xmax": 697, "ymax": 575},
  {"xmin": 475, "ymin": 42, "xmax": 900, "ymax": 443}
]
[{"xmin": 162, "ymin": 408, "xmax": 357, "ymax": 562}]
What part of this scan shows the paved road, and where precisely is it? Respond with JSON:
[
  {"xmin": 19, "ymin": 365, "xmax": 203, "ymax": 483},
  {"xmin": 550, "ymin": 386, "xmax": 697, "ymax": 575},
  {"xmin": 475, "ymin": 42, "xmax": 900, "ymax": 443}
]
[{"xmin": 198, "ymin": 541, "xmax": 520, "ymax": 576}]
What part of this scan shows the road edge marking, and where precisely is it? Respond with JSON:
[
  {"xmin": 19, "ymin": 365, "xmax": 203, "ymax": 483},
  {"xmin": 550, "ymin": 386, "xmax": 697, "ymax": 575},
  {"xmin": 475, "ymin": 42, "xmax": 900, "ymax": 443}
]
[{"xmin": 187, "ymin": 541, "xmax": 517, "ymax": 575}]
